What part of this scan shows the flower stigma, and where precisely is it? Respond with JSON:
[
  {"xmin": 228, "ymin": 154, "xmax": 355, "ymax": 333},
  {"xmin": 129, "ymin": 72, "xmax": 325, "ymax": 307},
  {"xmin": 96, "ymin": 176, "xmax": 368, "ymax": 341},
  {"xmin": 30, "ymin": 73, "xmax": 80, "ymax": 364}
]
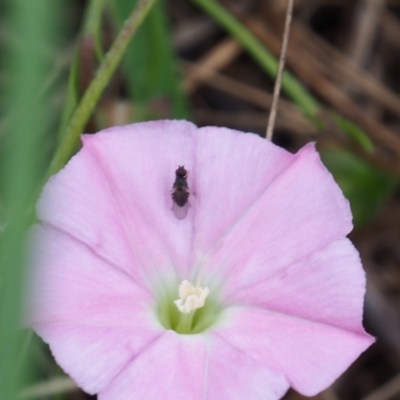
[
  {"xmin": 155, "ymin": 243, "xmax": 222, "ymax": 334},
  {"xmin": 174, "ymin": 280, "xmax": 210, "ymax": 314},
  {"xmin": 173, "ymin": 280, "xmax": 210, "ymax": 334}
]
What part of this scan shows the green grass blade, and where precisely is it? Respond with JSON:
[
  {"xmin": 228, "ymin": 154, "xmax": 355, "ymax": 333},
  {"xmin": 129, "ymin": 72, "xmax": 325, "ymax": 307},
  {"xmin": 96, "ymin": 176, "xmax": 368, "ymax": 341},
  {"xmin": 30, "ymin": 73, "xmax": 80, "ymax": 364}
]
[
  {"xmin": 49, "ymin": 0, "xmax": 157, "ymax": 176},
  {"xmin": 112, "ymin": 0, "xmax": 190, "ymax": 119},
  {"xmin": 0, "ymin": 1, "xmax": 55, "ymax": 398},
  {"xmin": 190, "ymin": 0, "xmax": 374, "ymax": 150},
  {"xmin": 57, "ymin": 0, "xmax": 108, "ymax": 140},
  {"xmin": 83, "ymin": 0, "xmax": 107, "ymax": 58},
  {"xmin": 57, "ymin": 54, "xmax": 80, "ymax": 141},
  {"xmin": 190, "ymin": 0, "xmax": 319, "ymax": 118},
  {"xmin": 331, "ymin": 113, "xmax": 374, "ymax": 153},
  {"xmin": 321, "ymin": 149, "xmax": 398, "ymax": 226}
]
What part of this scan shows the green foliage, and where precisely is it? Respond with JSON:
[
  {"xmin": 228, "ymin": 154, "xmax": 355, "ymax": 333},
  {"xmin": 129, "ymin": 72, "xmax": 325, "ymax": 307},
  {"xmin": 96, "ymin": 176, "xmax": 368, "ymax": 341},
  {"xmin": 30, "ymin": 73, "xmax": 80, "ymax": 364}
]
[
  {"xmin": 83, "ymin": 0, "xmax": 107, "ymax": 58},
  {"xmin": 57, "ymin": 54, "xmax": 80, "ymax": 141},
  {"xmin": 321, "ymin": 149, "xmax": 398, "ymax": 227},
  {"xmin": 0, "ymin": 1, "xmax": 56, "ymax": 398},
  {"xmin": 112, "ymin": 0, "xmax": 190, "ymax": 119},
  {"xmin": 331, "ymin": 113, "xmax": 374, "ymax": 153},
  {"xmin": 49, "ymin": 0, "xmax": 157, "ymax": 175},
  {"xmin": 58, "ymin": 0, "xmax": 107, "ymax": 142}
]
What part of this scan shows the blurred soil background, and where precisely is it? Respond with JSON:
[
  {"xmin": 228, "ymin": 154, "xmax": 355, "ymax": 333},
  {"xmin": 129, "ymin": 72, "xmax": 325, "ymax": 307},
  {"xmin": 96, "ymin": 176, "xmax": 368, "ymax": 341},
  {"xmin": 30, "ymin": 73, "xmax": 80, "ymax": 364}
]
[{"xmin": 2, "ymin": 0, "xmax": 400, "ymax": 399}]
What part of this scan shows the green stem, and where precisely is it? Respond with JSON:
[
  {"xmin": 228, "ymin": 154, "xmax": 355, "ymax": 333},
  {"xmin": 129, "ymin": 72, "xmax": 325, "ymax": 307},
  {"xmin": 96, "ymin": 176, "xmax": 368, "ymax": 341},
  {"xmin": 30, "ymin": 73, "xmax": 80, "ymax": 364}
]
[
  {"xmin": 57, "ymin": 0, "xmax": 107, "ymax": 141},
  {"xmin": 48, "ymin": 0, "xmax": 157, "ymax": 176},
  {"xmin": 190, "ymin": 0, "xmax": 320, "ymax": 118}
]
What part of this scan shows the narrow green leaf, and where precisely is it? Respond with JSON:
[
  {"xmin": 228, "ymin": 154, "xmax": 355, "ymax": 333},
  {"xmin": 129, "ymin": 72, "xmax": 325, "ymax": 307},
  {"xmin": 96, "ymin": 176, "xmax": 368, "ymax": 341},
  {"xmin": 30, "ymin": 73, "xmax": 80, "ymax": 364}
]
[
  {"xmin": 0, "ymin": 1, "xmax": 55, "ymax": 398},
  {"xmin": 330, "ymin": 113, "xmax": 374, "ymax": 153},
  {"xmin": 321, "ymin": 149, "xmax": 398, "ymax": 226},
  {"xmin": 58, "ymin": 0, "xmax": 108, "ymax": 141},
  {"xmin": 190, "ymin": 0, "xmax": 320, "ymax": 118},
  {"xmin": 112, "ymin": 0, "xmax": 190, "ymax": 119},
  {"xmin": 57, "ymin": 54, "xmax": 80, "ymax": 140},
  {"xmin": 49, "ymin": 0, "xmax": 157, "ymax": 176},
  {"xmin": 83, "ymin": 0, "xmax": 107, "ymax": 58},
  {"xmin": 190, "ymin": 0, "xmax": 375, "ymax": 151}
]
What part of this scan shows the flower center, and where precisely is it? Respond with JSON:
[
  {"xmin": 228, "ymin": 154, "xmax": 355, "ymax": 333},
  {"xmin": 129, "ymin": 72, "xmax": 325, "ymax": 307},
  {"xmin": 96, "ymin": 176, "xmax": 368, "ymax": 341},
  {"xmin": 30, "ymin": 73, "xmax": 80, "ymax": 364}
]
[
  {"xmin": 174, "ymin": 280, "xmax": 210, "ymax": 314},
  {"xmin": 156, "ymin": 279, "xmax": 220, "ymax": 335},
  {"xmin": 171, "ymin": 280, "xmax": 210, "ymax": 334},
  {"xmin": 156, "ymin": 240, "xmax": 224, "ymax": 334}
]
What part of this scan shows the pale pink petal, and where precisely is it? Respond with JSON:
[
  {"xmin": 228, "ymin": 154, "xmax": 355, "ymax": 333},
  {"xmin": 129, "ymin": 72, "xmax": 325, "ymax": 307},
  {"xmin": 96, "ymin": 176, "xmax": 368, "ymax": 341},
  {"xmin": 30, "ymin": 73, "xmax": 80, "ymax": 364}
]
[
  {"xmin": 193, "ymin": 127, "xmax": 293, "ymax": 251},
  {"xmin": 36, "ymin": 323, "xmax": 162, "ymax": 395},
  {"xmin": 99, "ymin": 331, "xmax": 207, "ymax": 399},
  {"xmin": 37, "ymin": 141, "xmax": 144, "ymax": 285},
  {"xmin": 28, "ymin": 225, "xmax": 163, "ymax": 393},
  {"xmin": 99, "ymin": 331, "xmax": 288, "ymax": 400},
  {"xmin": 215, "ymin": 307, "xmax": 374, "ymax": 396},
  {"xmin": 27, "ymin": 225, "xmax": 155, "ymax": 327},
  {"xmin": 203, "ymin": 143, "xmax": 352, "ymax": 287},
  {"xmin": 228, "ymin": 239, "xmax": 367, "ymax": 333},
  {"xmin": 206, "ymin": 335, "xmax": 289, "ymax": 400},
  {"xmin": 82, "ymin": 120, "xmax": 198, "ymax": 280}
]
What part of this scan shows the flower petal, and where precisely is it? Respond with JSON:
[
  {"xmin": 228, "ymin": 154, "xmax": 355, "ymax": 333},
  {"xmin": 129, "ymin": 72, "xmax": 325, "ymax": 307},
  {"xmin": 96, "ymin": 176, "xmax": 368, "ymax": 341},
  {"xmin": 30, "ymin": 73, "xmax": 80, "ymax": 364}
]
[
  {"xmin": 82, "ymin": 120, "xmax": 198, "ymax": 281},
  {"xmin": 28, "ymin": 225, "xmax": 163, "ymax": 394},
  {"xmin": 193, "ymin": 127, "xmax": 293, "ymax": 252},
  {"xmin": 228, "ymin": 239, "xmax": 368, "ymax": 333},
  {"xmin": 204, "ymin": 144, "xmax": 352, "ymax": 287},
  {"xmin": 37, "ymin": 142, "xmax": 144, "ymax": 285},
  {"xmin": 36, "ymin": 323, "xmax": 162, "ymax": 395},
  {"xmin": 99, "ymin": 331, "xmax": 207, "ymax": 399},
  {"xmin": 205, "ymin": 335, "xmax": 289, "ymax": 400},
  {"xmin": 215, "ymin": 307, "xmax": 374, "ymax": 396},
  {"xmin": 27, "ymin": 224, "xmax": 155, "ymax": 327},
  {"xmin": 99, "ymin": 331, "xmax": 289, "ymax": 400}
]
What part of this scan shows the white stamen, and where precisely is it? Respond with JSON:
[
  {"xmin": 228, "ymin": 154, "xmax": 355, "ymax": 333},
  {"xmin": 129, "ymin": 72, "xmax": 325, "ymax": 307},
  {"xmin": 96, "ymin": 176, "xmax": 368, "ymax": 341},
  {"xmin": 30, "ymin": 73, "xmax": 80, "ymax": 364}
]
[{"xmin": 174, "ymin": 280, "xmax": 210, "ymax": 314}]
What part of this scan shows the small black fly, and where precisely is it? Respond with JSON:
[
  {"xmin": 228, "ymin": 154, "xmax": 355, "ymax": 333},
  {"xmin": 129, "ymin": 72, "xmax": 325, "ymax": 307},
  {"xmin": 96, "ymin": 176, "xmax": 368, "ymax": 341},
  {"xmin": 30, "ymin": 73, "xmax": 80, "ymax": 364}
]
[{"xmin": 171, "ymin": 166, "xmax": 190, "ymax": 220}]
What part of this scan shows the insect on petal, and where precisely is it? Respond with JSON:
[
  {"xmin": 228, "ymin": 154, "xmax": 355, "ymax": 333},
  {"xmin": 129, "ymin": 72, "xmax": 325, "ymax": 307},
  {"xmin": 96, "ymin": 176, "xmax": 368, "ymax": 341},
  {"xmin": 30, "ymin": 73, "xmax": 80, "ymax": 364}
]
[{"xmin": 172, "ymin": 201, "xmax": 189, "ymax": 220}]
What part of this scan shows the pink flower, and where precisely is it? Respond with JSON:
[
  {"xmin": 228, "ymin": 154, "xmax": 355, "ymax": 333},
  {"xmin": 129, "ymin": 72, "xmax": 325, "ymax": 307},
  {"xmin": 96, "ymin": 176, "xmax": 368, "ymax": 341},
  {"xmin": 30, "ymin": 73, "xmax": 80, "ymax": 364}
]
[{"xmin": 28, "ymin": 120, "xmax": 374, "ymax": 399}]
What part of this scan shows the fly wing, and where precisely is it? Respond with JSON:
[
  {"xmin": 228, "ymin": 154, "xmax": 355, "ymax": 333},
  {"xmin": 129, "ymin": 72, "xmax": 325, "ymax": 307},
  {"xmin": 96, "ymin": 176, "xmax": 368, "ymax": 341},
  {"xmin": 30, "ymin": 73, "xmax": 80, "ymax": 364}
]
[{"xmin": 172, "ymin": 201, "xmax": 189, "ymax": 220}]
